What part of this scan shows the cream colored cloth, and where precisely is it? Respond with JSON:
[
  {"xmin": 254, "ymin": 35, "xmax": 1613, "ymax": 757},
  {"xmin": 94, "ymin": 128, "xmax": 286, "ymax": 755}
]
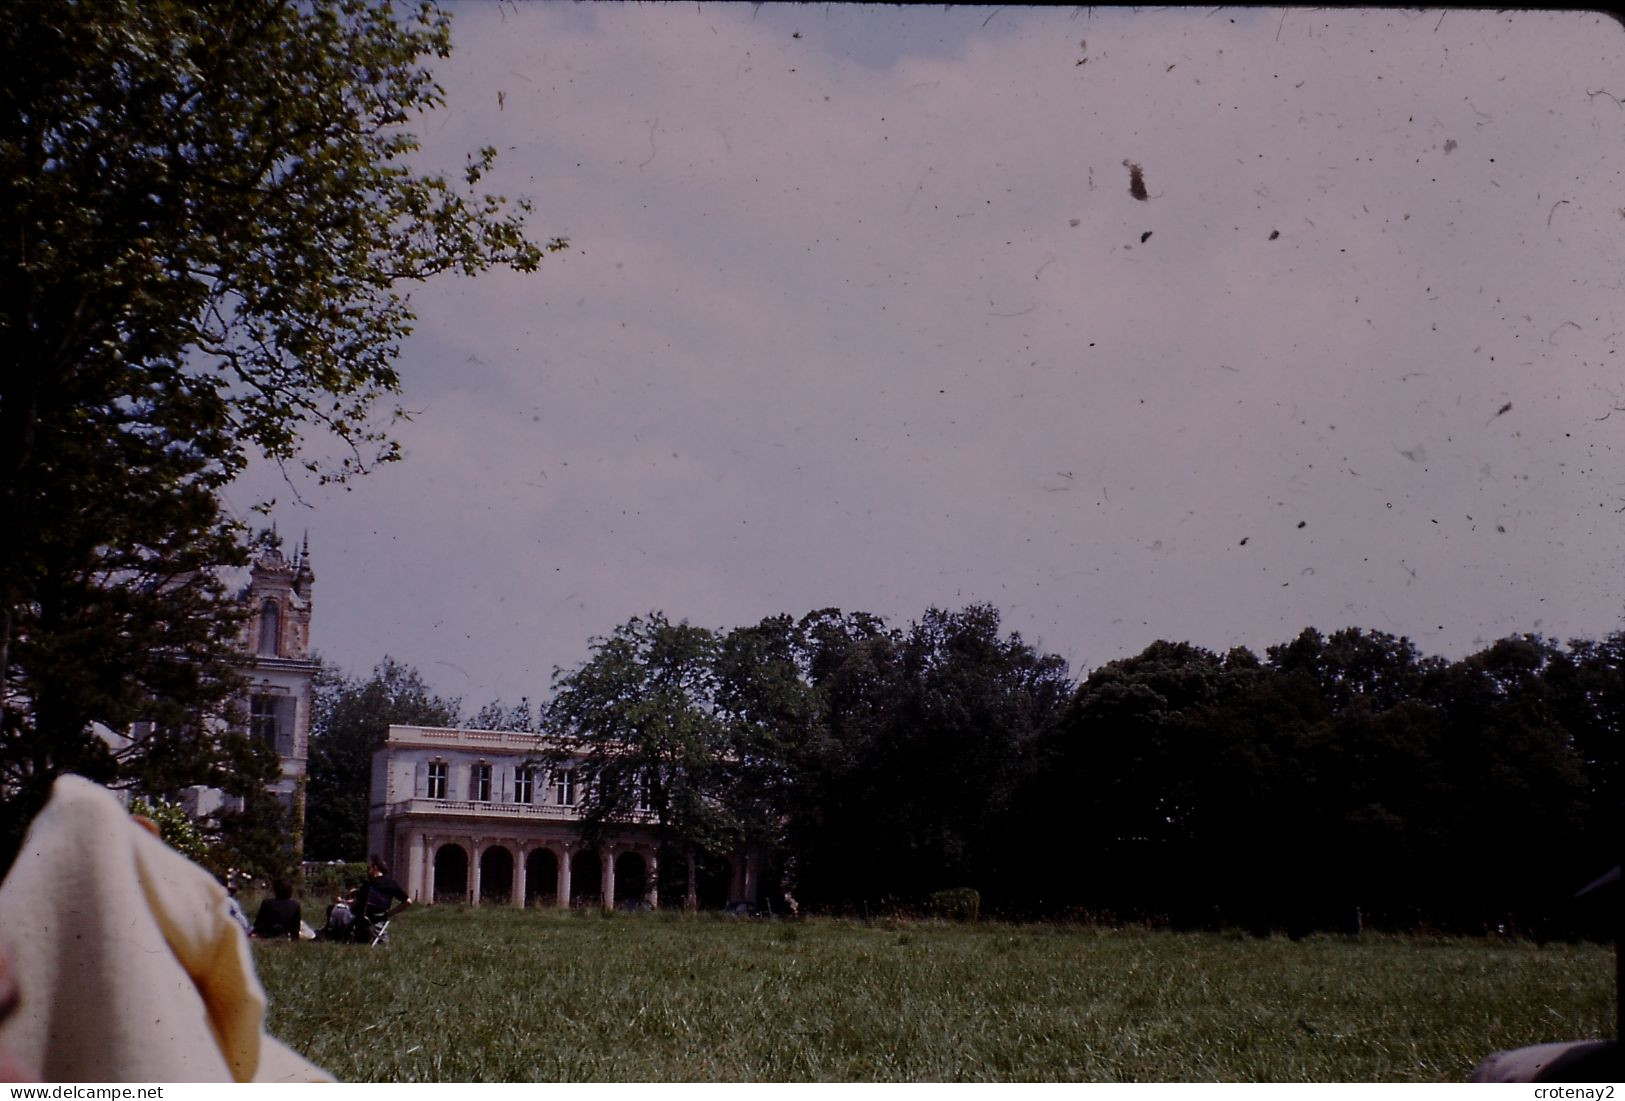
[{"xmin": 0, "ymin": 775, "xmax": 330, "ymax": 1082}]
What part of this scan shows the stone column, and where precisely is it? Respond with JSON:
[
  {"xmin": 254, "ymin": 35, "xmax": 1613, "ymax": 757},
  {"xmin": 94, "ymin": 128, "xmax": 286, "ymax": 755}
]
[
  {"xmin": 601, "ymin": 847, "xmax": 616, "ymax": 911},
  {"xmin": 645, "ymin": 849, "xmax": 659, "ymax": 910},
  {"xmin": 407, "ymin": 833, "xmax": 426, "ymax": 902},
  {"xmin": 556, "ymin": 843, "xmax": 573, "ymax": 909},
  {"xmin": 513, "ymin": 843, "xmax": 528, "ymax": 908},
  {"xmin": 470, "ymin": 839, "xmax": 483, "ymax": 906},
  {"xmin": 425, "ymin": 838, "xmax": 438, "ymax": 905}
]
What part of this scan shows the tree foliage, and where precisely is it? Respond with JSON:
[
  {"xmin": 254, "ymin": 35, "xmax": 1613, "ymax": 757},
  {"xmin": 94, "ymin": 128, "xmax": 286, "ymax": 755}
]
[
  {"xmin": 2, "ymin": 0, "xmax": 559, "ymax": 491},
  {"xmin": 534, "ymin": 607, "xmax": 1612, "ymax": 931},
  {"xmin": 129, "ymin": 795, "xmax": 213, "ymax": 866},
  {"xmin": 469, "ymin": 697, "xmax": 536, "ymax": 733},
  {"xmin": 1020, "ymin": 628, "xmax": 1604, "ymax": 934},
  {"xmin": 0, "ymin": 408, "xmax": 257, "ymax": 868},
  {"xmin": 0, "ymin": 1, "xmax": 557, "ymax": 867},
  {"xmin": 713, "ymin": 616, "xmax": 824, "ymax": 880},
  {"xmin": 541, "ymin": 605, "xmax": 1073, "ymax": 912},
  {"xmin": 545, "ymin": 614, "xmax": 734, "ymax": 909},
  {"xmin": 790, "ymin": 605, "xmax": 1072, "ymax": 908}
]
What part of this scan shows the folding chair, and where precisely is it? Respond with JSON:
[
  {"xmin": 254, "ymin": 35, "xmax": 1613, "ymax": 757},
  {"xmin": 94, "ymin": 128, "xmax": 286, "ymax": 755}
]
[{"xmin": 358, "ymin": 901, "xmax": 407, "ymax": 947}]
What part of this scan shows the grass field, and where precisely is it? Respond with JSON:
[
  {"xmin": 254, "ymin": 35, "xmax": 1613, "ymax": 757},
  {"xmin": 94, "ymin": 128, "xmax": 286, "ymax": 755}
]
[{"xmin": 252, "ymin": 906, "xmax": 1614, "ymax": 1082}]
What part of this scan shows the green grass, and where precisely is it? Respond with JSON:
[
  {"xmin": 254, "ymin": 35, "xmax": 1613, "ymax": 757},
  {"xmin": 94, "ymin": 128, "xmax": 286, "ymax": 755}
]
[{"xmin": 253, "ymin": 907, "xmax": 1614, "ymax": 1082}]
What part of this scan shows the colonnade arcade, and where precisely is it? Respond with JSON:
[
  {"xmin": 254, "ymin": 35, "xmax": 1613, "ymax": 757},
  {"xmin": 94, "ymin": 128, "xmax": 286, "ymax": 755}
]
[{"xmin": 401, "ymin": 832, "xmax": 660, "ymax": 909}]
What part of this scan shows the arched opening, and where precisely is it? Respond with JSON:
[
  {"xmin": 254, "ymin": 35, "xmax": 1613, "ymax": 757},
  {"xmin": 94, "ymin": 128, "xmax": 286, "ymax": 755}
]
[
  {"xmin": 479, "ymin": 845, "xmax": 514, "ymax": 905},
  {"xmin": 614, "ymin": 851, "xmax": 648, "ymax": 908},
  {"xmin": 257, "ymin": 600, "xmax": 281, "ymax": 656},
  {"xmin": 525, "ymin": 848, "xmax": 558, "ymax": 907},
  {"xmin": 433, "ymin": 843, "xmax": 468, "ymax": 903},
  {"xmin": 570, "ymin": 849, "xmax": 601, "ymax": 907}
]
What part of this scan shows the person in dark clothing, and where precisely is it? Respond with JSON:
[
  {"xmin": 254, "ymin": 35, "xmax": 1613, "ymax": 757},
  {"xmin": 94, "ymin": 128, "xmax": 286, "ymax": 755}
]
[
  {"xmin": 250, "ymin": 879, "xmax": 301, "ymax": 941},
  {"xmin": 352, "ymin": 857, "xmax": 409, "ymax": 943}
]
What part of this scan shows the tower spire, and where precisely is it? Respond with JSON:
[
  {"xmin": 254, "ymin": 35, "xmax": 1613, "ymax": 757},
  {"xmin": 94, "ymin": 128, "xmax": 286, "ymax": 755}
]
[{"xmin": 294, "ymin": 530, "xmax": 314, "ymax": 595}]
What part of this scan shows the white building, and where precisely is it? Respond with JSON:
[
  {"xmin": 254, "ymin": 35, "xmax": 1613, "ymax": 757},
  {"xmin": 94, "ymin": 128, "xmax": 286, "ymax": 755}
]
[
  {"xmin": 367, "ymin": 724, "xmax": 658, "ymax": 908},
  {"xmin": 368, "ymin": 724, "xmax": 768, "ymax": 909}
]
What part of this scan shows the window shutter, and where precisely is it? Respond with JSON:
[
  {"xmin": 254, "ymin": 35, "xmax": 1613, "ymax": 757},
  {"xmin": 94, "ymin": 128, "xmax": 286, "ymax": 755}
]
[
  {"xmin": 415, "ymin": 763, "xmax": 427, "ymax": 798},
  {"xmin": 277, "ymin": 697, "xmax": 296, "ymax": 757}
]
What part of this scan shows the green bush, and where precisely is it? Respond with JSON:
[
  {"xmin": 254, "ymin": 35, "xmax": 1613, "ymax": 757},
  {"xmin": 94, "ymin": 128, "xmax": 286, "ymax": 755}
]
[
  {"xmin": 129, "ymin": 796, "xmax": 213, "ymax": 866},
  {"xmin": 301, "ymin": 860, "xmax": 368, "ymax": 902},
  {"xmin": 927, "ymin": 887, "xmax": 981, "ymax": 922}
]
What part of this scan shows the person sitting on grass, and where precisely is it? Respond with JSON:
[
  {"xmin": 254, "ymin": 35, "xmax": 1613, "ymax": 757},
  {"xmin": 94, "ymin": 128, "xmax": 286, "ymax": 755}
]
[
  {"xmin": 321, "ymin": 891, "xmax": 355, "ymax": 941},
  {"xmin": 250, "ymin": 879, "xmax": 302, "ymax": 941}
]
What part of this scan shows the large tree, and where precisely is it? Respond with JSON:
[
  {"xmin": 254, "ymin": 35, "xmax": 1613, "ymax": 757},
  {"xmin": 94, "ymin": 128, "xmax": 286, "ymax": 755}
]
[
  {"xmin": 1018, "ymin": 639, "xmax": 1257, "ymax": 919},
  {"xmin": 0, "ymin": 0, "xmax": 559, "ymax": 863},
  {"xmin": 0, "ymin": 405, "xmax": 259, "ymax": 866},
  {"xmin": 545, "ymin": 614, "xmax": 736, "ymax": 909},
  {"xmin": 712, "ymin": 615, "xmax": 824, "ymax": 901},
  {"xmin": 788, "ymin": 605, "xmax": 1071, "ymax": 911},
  {"xmin": 1545, "ymin": 633, "xmax": 1625, "ymax": 877}
]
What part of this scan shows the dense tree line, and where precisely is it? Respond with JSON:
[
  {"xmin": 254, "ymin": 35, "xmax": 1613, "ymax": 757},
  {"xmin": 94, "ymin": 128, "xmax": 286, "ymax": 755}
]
[
  {"xmin": 367, "ymin": 608, "xmax": 1614, "ymax": 933},
  {"xmin": 1019, "ymin": 630, "xmax": 1612, "ymax": 934}
]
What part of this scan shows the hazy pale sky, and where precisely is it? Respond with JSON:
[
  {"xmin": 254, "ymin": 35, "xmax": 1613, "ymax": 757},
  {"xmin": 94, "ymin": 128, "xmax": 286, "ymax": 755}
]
[{"xmin": 230, "ymin": 5, "xmax": 1625, "ymax": 708}]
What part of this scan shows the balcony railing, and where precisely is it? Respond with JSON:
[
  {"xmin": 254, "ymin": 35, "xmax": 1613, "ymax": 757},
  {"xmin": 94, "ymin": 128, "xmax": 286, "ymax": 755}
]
[
  {"xmin": 388, "ymin": 797, "xmax": 581, "ymax": 821},
  {"xmin": 388, "ymin": 726, "xmax": 551, "ymax": 750},
  {"xmin": 385, "ymin": 797, "xmax": 657, "ymax": 825}
]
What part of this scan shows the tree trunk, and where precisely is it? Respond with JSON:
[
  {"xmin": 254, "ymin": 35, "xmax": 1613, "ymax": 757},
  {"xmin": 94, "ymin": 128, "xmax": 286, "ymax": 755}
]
[{"xmin": 684, "ymin": 846, "xmax": 698, "ymax": 912}]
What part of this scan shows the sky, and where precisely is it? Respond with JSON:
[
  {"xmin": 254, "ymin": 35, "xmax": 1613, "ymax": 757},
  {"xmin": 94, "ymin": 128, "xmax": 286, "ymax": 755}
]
[{"xmin": 228, "ymin": 5, "xmax": 1625, "ymax": 710}]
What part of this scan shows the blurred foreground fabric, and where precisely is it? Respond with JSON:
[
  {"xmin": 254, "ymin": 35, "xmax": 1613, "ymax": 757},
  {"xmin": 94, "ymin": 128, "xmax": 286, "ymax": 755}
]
[
  {"xmin": 1470, "ymin": 1039, "xmax": 1619, "ymax": 1083},
  {"xmin": 0, "ymin": 775, "xmax": 329, "ymax": 1082}
]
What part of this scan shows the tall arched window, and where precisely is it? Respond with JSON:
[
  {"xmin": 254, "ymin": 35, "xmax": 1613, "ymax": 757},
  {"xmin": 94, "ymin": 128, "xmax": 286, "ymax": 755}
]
[{"xmin": 258, "ymin": 599, "xmax": 281, "ymax": 656}]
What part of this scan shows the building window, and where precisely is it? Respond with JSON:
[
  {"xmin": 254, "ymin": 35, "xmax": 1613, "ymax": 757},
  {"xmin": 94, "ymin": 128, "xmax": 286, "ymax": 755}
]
[
  {"xmin": 427, "ymin": 761, "xmax": 447, "ymax": 800},
  {"xmin": 634, "ymin": 770, "xmax": 654, "ymax": 813},
  {"xmin": 472, "ymin": 762, "xmax": 492, "ymax": 802},
  {"xmin": 552, "ymin": 768, "xmax": 575, "ymax": 807},
  {"xmin": 257, "ymin": 600, "xmax": 280, "ymax": 656},
  {"xmin": 250, "ymin": 695, "xmax": 278, "ymax": 748},
  {"xmin": 514, "ymin": 767, "xmax": 534, "ymax": 805}
]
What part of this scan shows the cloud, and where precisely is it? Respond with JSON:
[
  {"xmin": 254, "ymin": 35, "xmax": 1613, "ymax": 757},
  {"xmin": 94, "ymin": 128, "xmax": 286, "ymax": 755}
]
[{"xmin": 256, "ymin": 7, "xmax": 1625, "ymax": 702}]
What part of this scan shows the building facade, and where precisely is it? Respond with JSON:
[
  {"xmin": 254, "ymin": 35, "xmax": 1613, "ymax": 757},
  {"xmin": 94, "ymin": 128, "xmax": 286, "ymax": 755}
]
[
  {"xmin": 368, "ymin": 724, "xmax": 742, "ymax": 909},
  {"xmin": 235, "ymin": 537, "xmax": 319, "ymax": 839},
  {"xmin": 161, "ymin": 537, "xmax": 320, "ymax": 845}
]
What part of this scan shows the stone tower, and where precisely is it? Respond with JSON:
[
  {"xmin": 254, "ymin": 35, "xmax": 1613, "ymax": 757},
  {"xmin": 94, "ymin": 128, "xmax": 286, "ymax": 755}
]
[{"xmin": 236, "ymin": 533, "xmax": 319, "ymax": 856}]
